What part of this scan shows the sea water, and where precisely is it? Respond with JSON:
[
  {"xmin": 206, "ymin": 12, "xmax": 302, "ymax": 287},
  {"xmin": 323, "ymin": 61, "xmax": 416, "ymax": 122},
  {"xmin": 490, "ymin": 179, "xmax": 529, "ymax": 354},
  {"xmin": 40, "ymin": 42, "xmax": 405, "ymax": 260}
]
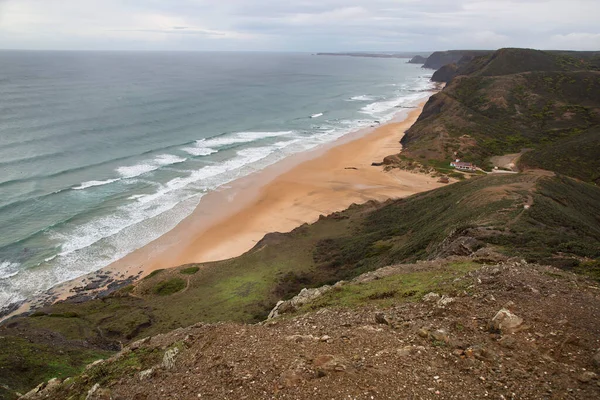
[{"xmin": 0, "ymin": 51, "xmax": 434, "ymax": 313}]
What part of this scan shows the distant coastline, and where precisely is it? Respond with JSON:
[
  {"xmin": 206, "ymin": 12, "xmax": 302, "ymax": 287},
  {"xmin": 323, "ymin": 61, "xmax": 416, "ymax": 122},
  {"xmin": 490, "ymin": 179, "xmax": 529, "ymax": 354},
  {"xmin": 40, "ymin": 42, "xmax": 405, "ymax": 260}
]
[{"xmin": 316, "ymin": 52, "xmax": 430, "ymax": 59}]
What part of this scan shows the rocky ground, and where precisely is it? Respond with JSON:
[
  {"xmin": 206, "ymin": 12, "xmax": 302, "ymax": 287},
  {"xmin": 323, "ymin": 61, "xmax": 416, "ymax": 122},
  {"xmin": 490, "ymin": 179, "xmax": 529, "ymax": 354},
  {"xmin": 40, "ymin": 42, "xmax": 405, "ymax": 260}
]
[{"xmin": 20, "ymin": 260, "xmax": 600, "ymax": 400}]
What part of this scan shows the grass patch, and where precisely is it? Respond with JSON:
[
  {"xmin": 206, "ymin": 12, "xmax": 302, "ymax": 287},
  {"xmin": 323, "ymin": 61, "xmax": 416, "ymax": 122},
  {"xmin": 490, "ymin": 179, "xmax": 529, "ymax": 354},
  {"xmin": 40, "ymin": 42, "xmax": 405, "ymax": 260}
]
[
  {"xmin": 144, "ymin": 269, "xmax": 164, "ymax": 280},
  {"xmin": 0, "ymin": 336, "xmax": 110, "ymax": 397},
  {"xmin": 153, "ymin": 278, "xmax": 186, "ymax": 296},
  {"xmin": 299, "ymin": 261, "xmax": 478, "ymax": 312},
  {"xmin": 180, "ymin": 266, "xmax": 200, "ymax": 275}
]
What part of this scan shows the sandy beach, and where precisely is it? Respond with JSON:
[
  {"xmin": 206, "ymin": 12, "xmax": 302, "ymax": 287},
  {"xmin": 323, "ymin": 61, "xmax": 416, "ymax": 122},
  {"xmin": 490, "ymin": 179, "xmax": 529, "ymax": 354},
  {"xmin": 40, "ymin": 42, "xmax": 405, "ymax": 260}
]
[
  {"xmin": 109, "ymin": 102, "xmax": 442, "ymax": 272},
  {"xmin": 15, "ymin": 96, "xmax": 445, "ymax": 313}
]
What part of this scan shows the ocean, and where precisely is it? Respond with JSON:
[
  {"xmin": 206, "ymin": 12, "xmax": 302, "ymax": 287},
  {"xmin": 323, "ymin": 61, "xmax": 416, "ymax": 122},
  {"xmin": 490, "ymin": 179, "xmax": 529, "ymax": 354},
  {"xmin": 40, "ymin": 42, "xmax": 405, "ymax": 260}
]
[{"xmin": 0, "ymin": 51, "xmax": 434, "ymax": 313}]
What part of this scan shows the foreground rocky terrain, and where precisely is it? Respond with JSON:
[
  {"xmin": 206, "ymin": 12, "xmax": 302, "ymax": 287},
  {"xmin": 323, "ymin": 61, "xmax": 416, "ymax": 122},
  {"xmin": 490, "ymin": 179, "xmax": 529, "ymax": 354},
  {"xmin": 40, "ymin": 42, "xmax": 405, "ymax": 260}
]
[{"xmin": 20, "ymin": 258, "xmax": 600, "ymax": 399}]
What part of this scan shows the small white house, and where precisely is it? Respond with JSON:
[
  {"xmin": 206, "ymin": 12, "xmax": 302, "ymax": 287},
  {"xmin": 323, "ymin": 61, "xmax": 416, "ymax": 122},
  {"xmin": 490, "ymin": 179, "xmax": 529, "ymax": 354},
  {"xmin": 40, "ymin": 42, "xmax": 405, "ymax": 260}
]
[{"xmin": 450, "ymin": 159, "xmax": 477, "ymax": 172}]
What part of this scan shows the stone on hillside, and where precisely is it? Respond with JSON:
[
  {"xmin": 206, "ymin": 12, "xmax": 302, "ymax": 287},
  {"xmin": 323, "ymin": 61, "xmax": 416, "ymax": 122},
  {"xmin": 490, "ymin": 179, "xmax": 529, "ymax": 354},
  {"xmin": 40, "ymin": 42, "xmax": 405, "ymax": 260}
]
[
  {"xmin": 397, "ymin": 345, "xmax": 426, "ymax": 357},
  {"xmin": 578, "ymin": 371, "xmax": 598, "ymax": 383},
  {"xmin": 286, "ymin": 334, "xmax": 318, "ymax": 342},
  {"xmin": 503, "ymin": 300, "xmax": 516, "ymax": 310},
  {"xmin": 498, "ymin": 335, "xmax": 517, "ymax": 349},
  {"xmin": 279, "ymin": 369, "xmax": 305, "ymax": 387},
  {"xmin": 268, "ymin": 285, "xmax": 333, "ymax": 319},
  {"xmin": 139, "ymin": 368, "xmax": 154, "ymax": 381},
  {"xmin": 375, "ymin": 312, "xmax": 393, "ymax": 325},
  {"xmin": 313, "ymin": 354, "xmax": 347, "ymax": 372},
  {"xmin": 21, "ymin": 382, "xmax": 45, "ymax": 399},
  {"xmin": 86, "ymin": 383, "xmax": 100, "ymax": 400},
  {"xmin": 423, "ymin": 292, "xmax": 441, "ymax": 302},
  {"xmin": 162, "ymin": 347, "xmax": 180, "ymax": 370},
  {"xmin": 490, "ymin": 308, "xmax": 523, "ymax": 334},
  {"xmin": 267, "ymin": 300, "xmax": 285, "ymax": 319},
  {"xmin": 418, "ymin": 328, "xmax": 430, "ymax": 338},
  {"xmin": 430, "ymin": 329, "xmax": 450, "ymax": 344},
  {"xmin": 129, "ymin": 336, "xmax": 151, "ymax": 351},
  {"xmin": 593, "ymin": 351, "xmax": 600, "ymax": 367},
  {"xmin": 85, "ymin": 359, "xmax": 105, "ymax": 370},
  {"xmin": 437, "ymin": 295, "xmax": 455, "ymax": 307}
]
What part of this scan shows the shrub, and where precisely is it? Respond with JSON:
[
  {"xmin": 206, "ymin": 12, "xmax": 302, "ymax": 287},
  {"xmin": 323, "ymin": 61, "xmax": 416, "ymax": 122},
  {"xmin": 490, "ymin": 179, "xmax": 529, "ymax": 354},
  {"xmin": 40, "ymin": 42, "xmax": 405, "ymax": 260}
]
[
  {"xmin": 180, "ymin": 266, "xmax": 200, "ymax": 275},
  {"xmin": 144, "ymin": 269, "xmax": 164, "ymax": 280},
  {"xmin": 153, "ymin": 278, "xmax": 186, "ymax": 296}
]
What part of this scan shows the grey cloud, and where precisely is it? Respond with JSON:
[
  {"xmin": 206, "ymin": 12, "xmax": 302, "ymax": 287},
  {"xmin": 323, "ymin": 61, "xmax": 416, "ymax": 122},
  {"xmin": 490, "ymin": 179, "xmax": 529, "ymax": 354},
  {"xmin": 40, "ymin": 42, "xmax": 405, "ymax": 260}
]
[{"xmin": 0, "ymin": 0, "xmax": 599, "ymax": 51}]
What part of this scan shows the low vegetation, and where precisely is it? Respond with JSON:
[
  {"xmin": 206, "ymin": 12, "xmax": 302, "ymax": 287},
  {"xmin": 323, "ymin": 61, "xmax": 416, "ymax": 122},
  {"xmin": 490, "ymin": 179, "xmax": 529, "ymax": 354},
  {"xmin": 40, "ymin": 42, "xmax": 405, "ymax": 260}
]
[{"xmin": 401, "ymin": 49, "xmax": 600, "ymax": 182}]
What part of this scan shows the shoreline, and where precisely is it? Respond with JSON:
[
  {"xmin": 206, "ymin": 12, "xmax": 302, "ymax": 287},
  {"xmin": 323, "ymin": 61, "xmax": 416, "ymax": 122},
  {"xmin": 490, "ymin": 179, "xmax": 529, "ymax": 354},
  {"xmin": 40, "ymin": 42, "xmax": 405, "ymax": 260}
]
[{"xmin": 6, "ymin": 92, "xmax": 443, "ymax": 319}]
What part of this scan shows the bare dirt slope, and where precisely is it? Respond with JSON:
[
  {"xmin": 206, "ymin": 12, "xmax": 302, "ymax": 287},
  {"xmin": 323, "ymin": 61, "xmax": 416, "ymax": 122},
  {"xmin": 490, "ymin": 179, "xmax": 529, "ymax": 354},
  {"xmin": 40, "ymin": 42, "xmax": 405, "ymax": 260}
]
[{"xmin": 22, "ymin": 259, "xmax": 600, "ymax": 400}]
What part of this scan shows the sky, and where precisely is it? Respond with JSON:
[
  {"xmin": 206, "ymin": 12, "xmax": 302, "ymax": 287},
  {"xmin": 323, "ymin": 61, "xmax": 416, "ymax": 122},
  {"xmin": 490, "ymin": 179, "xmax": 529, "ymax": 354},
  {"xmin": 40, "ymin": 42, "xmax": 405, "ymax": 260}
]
[{"xmin": 0, "ymin": 0, "xmax": 599, "ymax": 52}]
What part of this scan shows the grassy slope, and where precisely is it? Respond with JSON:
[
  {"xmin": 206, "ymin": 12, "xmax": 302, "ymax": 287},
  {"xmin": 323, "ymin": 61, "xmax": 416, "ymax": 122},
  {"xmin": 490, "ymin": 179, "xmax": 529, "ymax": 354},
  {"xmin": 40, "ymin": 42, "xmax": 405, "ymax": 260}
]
[
  {"xmin": 2, "ymin": 172, "xmax": 600, "ymax": 397},
  {"xmin": 400, "ymin": 49, "xmax": 600, "ymax": 182}
]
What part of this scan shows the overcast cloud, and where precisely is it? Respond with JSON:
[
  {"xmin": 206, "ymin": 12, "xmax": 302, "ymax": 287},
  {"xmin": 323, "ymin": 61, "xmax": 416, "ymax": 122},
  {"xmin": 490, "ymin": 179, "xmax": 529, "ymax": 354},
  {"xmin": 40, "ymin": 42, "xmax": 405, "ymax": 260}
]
[{"xmin": 0, "ymin": 0, "xmax": 599, "ymax": 51}]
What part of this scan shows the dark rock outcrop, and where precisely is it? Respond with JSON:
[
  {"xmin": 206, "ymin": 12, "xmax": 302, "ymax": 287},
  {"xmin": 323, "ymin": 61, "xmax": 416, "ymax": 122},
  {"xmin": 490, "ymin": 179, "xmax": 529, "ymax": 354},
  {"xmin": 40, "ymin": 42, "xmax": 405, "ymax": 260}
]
[
  {"xmin": 408, "ymin": 55, "xmax": 427, "ymax": 64},
  {"xmin": 431, "ymin": 63, "xmax": 459, "ymax": 83}
]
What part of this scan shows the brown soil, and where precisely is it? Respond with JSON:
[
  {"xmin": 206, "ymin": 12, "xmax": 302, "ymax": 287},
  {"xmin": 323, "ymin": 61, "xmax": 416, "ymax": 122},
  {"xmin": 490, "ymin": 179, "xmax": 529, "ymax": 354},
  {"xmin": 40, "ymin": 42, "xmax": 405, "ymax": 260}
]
[{"xmin": 24, "ymin": 261, "xmax": 600, "ymax": 399}]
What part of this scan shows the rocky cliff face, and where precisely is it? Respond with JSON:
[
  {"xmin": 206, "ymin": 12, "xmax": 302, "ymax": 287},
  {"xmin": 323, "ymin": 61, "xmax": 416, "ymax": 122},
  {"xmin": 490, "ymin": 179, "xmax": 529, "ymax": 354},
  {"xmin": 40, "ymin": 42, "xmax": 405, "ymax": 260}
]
[
  {"xmin": 408, "ymin": 55, "xmax": 427, "ymax": 64},
  {"xmin": 423, "ymin": 50, "xmax": 493, "ymax": 70},
  {"xmin": 431, "ymin": 63, "xmax": 459, "ymax": 83}
]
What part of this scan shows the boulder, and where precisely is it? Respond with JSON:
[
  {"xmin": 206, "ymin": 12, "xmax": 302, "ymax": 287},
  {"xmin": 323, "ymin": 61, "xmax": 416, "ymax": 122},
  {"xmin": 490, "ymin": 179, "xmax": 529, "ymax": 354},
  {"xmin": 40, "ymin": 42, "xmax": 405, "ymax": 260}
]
[
  {"xmin": 312, "ymin": 354, "xmax": 347, "ymax": 372},
  {"xmin": 437, "ymin": 295, "xmax": 455, "ymax": 307},
  {"xmin": 374, "ymin": 312, "xmax": 393, "ymax": 326},
  {"xmin": 86, "ymin": 383, "xmax": 100, "ymax": 400},
  {"xmin": 578, "ymin": 371, "xmax": 598, "ymax": 383},
  {"xmin": 423, "ymin": 292, "xmax": 441, "ymax": 303},
  {"xmin": 592, "ymin": 351, "xmax": 600, "ymax": 368},
  {"xmin": 490, "ymin": 308, "xmax": 523, "ymax": 334},
  {"xmin": 268, "ymin": 286, "xmax": 333, "ymax": 319},
  {"xmin": 430, "ymin": 329, "xmax": 450, "ymax": 344},
  {"xmin": 285, "ymin": 334, "xmax": 318, "ymax": 343},
  {"xmin": 139, "ymin": 368, "xmax": 154, "ymax": 381},
  {"xmin": 162, "ymin": 347, "xmax": 180, "ymax": 370}
]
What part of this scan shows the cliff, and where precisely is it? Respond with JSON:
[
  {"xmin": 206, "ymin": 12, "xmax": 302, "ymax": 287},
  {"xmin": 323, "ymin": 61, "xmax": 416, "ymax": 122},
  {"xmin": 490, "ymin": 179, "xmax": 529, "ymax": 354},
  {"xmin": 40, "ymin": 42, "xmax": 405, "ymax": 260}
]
[
  {"xmin": 316, "ymin": 52, "xmax": 429, "ymax": 59},
  {"xmin": 431, "ymin": 63, "xmax": 458, "ymax": 82},
  {"xmin": 400, "ymin": 48, "xmax": 600, "ymax": 182},
  {"xmin": 422, "ymin": 50, "xmax": 493, "ymax": 70},
  {"xmin": 408, "ymin": 55, "xmax": 427, "ymax": 64}
]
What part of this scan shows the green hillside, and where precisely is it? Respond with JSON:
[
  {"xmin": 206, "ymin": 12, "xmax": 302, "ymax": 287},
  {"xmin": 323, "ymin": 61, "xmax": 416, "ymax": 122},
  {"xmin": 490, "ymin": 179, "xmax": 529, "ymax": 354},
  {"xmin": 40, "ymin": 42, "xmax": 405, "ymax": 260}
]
[{"xmin": 400, "ymin": 49, "xmax": 600, "ymax": 181}]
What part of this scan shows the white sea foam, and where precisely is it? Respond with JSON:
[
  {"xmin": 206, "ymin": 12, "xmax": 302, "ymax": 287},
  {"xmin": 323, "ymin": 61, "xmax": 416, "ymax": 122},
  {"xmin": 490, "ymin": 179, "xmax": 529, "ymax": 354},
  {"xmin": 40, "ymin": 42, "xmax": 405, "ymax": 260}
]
[
  {"xmin": 73, "ymin": 178, "xmax": 121, "ymax": 190},
  {"xmin": 0, "ymin": 261, "xmax": 20, "ymax": 280},
  {"xmin": 360, "ymin": 98, "xmax": 403, "ymax": 117},
  {"xmin": 115, "ymin": 153, "xmax": 187, "ymax": 179},
  {"xmin": 183, "ymin": 131, "xmax": 294, "ymax": 157},
  {"xmin": 235, "ymin": 131, "xmax": 293, "ymax": 140},
  {"xmin": 182, "ymin": 146, "xmax": 218, "ymax": 157},
  {"xmin": 154, "ymin": 154, "xmax": 187, "ymax": 165},
  {"xmin": 116, "ymin": 164, "xmax": 160, "ymax": 179},
  {"xmin": 347, "ymin": 95, "xmax": 375, "ymax": 101}
]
